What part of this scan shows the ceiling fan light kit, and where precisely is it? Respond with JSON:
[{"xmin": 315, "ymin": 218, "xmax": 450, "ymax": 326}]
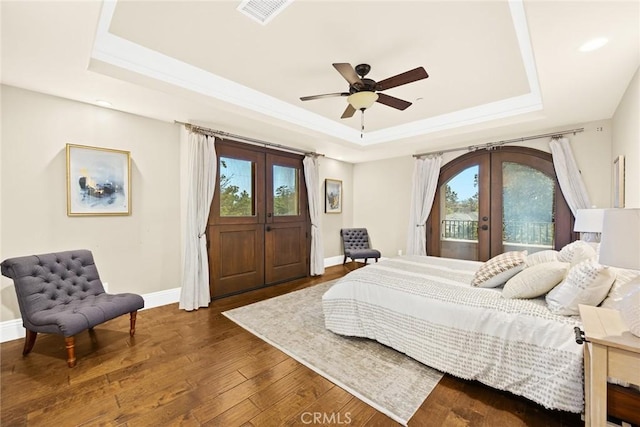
[
  {"xmin": 347, "ymin": 91, "xmax": 379, "ymax": 110},
  {"xmin": 300, "ymin": 63, "xmax": 429, "ymax": 133}
]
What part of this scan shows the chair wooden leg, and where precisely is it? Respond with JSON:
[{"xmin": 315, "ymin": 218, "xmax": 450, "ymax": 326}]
[
  {"xmin": 65, "ymin": 336, "xmax": 76, "ymax": 368},
  {"xmin": 343, "ymin": 255, "xmax": 347, "ymax": 265},
  {"xmin": 129, "ymin": 311, "xmax": 138, "ymax": 337},
  {"xmin": 88, "ymin": 328, "xmax": 98, "ymax": 346},
  {"xmin": 364, "ymin": 258, "xmax": 369, "ymax": 265},
  {"xmin": 22, "ymin": 329, "xmax": 37, "ymax": 356}
]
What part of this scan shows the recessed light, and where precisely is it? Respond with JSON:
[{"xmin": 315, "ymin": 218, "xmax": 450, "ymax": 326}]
[
  {"xmin": 95, "ymin": 99, "xmax": 112, "ymax": 108},
  {"xmin": 579, "ymin": 37, "xmax": 609, "ymax": 52}
]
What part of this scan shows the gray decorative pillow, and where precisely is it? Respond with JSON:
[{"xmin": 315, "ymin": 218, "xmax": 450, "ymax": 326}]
[{"xmin": 471, "ymin": 251, "xmax": 527, "ymax": 288}]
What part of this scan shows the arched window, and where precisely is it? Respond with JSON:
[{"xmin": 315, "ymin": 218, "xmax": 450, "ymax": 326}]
[{"xmin": 426, "ymin": 147, "xmax": 572, "ymax": 261}]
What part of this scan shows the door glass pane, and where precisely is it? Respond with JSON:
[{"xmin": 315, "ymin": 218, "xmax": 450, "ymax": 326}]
[
  {"xmin": 219, "ymin": 157, "xmax": 255, "ymax": 217},
  {"xmin": 502, "ymin": 162, "xmax": 554, "ymax": 253},
  {"xmin": 272, "ymin": 165, "xmax": 299, "ymax": 216},
  {"xmin": 440, "ymin": 165, "xmax": 479, "ymax": 261}
]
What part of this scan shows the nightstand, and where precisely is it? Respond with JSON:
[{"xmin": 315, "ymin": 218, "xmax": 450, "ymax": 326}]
[{"xmin": 579, "ymin": 304, "xmax": 640, "ymax": 427}]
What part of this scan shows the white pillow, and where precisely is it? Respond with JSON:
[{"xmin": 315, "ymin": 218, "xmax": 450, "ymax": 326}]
[
  {"xmin": 502, "ymin": 261, "xmax": 570, "ymax": 299},
  {"xmin": 525, "ymin": 250, "xmax": 559, "ymax": 267},
  {"xmin": 600, "ymin": 267, "xmax": 640, "ymax": 309},
  {"xmin": 618, "ymin": 278, "xmax": 640, "ymax": 337},
  {"xmin": 546, "ymin": 260, "xmax": 616, "ymax": 315},
  {"xmin": 471, "ymin": 251, "xmax": 527, "ymax": 288},
  {"xmin": 557, "ymin": 240, "xmax": 597, "ymax": 266}
]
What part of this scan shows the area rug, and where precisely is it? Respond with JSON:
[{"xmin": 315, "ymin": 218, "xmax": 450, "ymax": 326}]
[{"xmin": 222, "ymin": 280, "xmax": 443, "ymax": 426}]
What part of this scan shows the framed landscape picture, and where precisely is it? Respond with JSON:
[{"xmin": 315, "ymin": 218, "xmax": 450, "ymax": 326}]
[
  {"xmin": 66, "ymin": 144, "xmax": 131, "ymax": 216},
  {"xmin": 325, "ymin": 179, "xmax": 342, "ymax": 214}
]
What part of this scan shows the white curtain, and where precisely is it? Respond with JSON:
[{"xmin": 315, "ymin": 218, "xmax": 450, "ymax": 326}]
[
  {"xmin": 406, "ymin": 155, "xmax": 442, "ymax": 256},
  {"xmin": 550, "ymin": 137, "xmax": 596, "ymax": 240},
  {"xmin": 550, "ymin": 137, "xmax": 592, "ymax": 215},
  {"xmin": 179, "ymin": 132, "xmax": 217, "ymax": 311},
  {"xmin": 303, "ymin": 156, "xmax": 325, "ymax": 275}
]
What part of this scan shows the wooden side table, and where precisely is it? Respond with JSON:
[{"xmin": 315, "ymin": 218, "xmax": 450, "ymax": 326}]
[{"xmin": 579, "ymin": 304, "xmax": 640, "ymax": 427}]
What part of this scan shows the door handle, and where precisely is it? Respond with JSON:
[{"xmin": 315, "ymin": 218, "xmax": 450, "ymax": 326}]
[
  {"xmin": 266, "ymin": 226, "xmax": 272, "ymax": 232},
  {"xmin": 480, "ymin": 225, "xmax": 489, "ymax": 230},
  {"xmin": 267, "ymin": 212, "xmax": 272, "ymax": 218}
]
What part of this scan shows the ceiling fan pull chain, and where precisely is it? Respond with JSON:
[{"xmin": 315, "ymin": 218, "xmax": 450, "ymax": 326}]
[{"xmin": 361, "ymin": 109, "xmax": 365, "ymax": 138}]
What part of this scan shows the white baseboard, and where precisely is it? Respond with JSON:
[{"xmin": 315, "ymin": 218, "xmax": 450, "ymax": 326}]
[
  {"xmin": 1, "ymin": 255, "xmax": 347, "ymax": 343},
  {"xmin": 142, "ymin": 287, "xmax": 181, "ymax": 310},
  {"xmin": 0, "ymin": 287, "xmax": 182, "ymax": 343},
  {"xmin": 324, "ymin": 255, "xmax": 388, "ymax": 267},
  {"xmin": 324, "ymin": 255, "xmax": 344, "ymax": 267},
  {"xmin": 0, "ymin": 319, "xmax": 23, "ymax": 344}
]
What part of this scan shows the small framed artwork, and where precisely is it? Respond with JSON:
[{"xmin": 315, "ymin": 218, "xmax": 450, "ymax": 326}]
[
  {"xmin": 613, "ymin": 155, "xmax": 625, "ymax": 208},
  {"xmin": 66, "ymin": 144, "xmax": 131, "ymax": 216},
  {"xmin": 325, "ymin": 179, "xmax": 342, "ymax": 214}
]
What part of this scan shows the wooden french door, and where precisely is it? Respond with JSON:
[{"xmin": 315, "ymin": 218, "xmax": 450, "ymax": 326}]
[
  {"xmin": 208, "ymin": 140, "xmax": 309, "ymax": 298},
  {"xmin": 426, "ymin": 147, "xmax": 572, "ymax": 262}
]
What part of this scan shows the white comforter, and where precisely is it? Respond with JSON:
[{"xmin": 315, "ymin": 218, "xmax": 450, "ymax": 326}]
[{"xmin": 322, "ymin": 255, "xmax": 584, "ymax": 413}]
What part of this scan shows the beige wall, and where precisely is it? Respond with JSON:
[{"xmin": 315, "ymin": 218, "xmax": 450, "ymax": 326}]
[
  {"xmin": 318, "ymin": 157, "xmax": 354, "ymax": 258},
  {"xmin": 1, "ymin": 85, "xmax": 181, "ymax": 322},
  {"xmin": 352, "ymin": 119, "xmax": 615, "ymax": 257},
  {"xmin": 2, "ymin": 67, "xmax": 637, "ymax": 322},
  {"xmin": 612, "ymin": 66, "xmax": 640, "ymax": 208},
  {"xmin": 353, "ymin": 156, "xmax": 414, "ymax": 257}
]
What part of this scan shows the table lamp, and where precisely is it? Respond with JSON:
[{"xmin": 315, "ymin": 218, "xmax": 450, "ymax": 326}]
[{"xmin": 598, "ymin": 208, "xmax": 640, "ymax": 337}]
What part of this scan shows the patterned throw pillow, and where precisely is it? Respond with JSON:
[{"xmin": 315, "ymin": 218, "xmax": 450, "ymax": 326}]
[
  {"xmin": 546, "ymin": 260, "xmax": 616, "ymax": 315},
  {"xmin": 471, "ymin": 251, "xmax": 527, "ymax": 288},
  {"xmin": 557, "ymin": 240, "xmax": 597, "ymax": 266},
  {"xmin": 503, "ymin": 261, "xmax": 570, "ymax": 299}
]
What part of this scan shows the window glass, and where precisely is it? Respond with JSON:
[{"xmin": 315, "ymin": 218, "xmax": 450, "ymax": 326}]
[
  {"xmin": 219, "ymin": 157, "xmax": 254, "ymax": 217},
  {"xmin": 441, "ymin": 165, "xmax": 479, "ymax": 241},
  {"xmin": 502, "ymin": 162, "xmax": 555, "ymax": 250},
  {"xmin": 273, "ymin": 165, "xmax": 298, "ymax": 216}
]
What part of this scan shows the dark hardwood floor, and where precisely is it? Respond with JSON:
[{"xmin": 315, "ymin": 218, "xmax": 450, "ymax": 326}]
[{"xmin": 1, "ymin": 263, "xmax": 583, "ymax": 426}]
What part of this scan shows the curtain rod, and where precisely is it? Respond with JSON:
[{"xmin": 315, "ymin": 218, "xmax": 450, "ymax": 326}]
[
  {"xmin": 174, "ymin": 121, "xmax": 323, "ymax": 157},
  {"xmin": 412, "ymin": 127, "xmax": 585, "ymax": 158}
]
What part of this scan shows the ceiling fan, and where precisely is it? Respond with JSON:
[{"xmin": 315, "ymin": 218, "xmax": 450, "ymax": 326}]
[{"xmin": 300, "ymin": 63, "xmax": 429, "ymax": 122}]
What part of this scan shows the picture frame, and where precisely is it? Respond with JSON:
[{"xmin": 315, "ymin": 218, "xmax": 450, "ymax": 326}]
[
  {"xmin": 66, "ymin": 144, "xmax": 131, "ymax": 216},
  {"xmin": 325, "ymin": 179, "xmax": 342, "ymax": 214},
  {"xmin": 613, "ymin": 155, "xmax": 625, "ymax": 208}
]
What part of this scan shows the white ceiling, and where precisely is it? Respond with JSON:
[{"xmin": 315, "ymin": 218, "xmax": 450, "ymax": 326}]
[{"xmin": 1, "ymin": 0, "xmax": 639, "ymax": 163}]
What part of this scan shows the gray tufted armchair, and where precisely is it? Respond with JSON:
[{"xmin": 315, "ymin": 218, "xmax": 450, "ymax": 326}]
[
  {"xmin": 340, "ymin": 228, "xmax": 381, "ymax": 265},
  {"xmin": 1, "ymin": 249, "xmax": 144, "ymax": 367}
]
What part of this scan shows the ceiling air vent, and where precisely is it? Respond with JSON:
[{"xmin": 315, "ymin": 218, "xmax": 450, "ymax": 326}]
[{"xmin": 237, "ymin": 0, "xmax": 293, "ymax": 25}]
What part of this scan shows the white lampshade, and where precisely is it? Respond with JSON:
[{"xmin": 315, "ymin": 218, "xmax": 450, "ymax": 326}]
[
  {"xmin": 573, "ymin": 208, "xmax": 605, "ymax": 232},
  {"xmin": 347, "ymin": 91, "xmax": 379, "ymax": 110},
  {"xmin": 598, "ymin": 208, "xmax": 640, "ymax": 269}
]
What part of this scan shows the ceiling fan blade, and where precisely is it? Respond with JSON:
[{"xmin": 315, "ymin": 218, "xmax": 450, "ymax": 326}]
[
  {"xmin": 376, "ymin": 67, "xmax": 429, "ymax": 91},
  {"xmin": 376, "ymin": 93, "xmax": 412, "ymax": 110},
  {"xmin": 341, "ymin": 104, "xmax": 356, "ymax": 119},
  {"xmin": 300, "ymin": 92, "xmax": 349, "ymax": 101},
  {"xmin": 333, "ymin": 63, "xmax": 363, "ymax": 87}
]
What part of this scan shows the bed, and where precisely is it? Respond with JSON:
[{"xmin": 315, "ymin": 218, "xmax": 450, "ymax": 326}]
[{"xmin": 322, "ymin": 255, "xmax": 586, "ymax": 413}]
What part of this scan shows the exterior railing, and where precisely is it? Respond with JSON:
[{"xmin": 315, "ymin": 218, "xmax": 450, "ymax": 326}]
[
  {"xmin": 503, "ymin": 221, "xmax": 554, "ymax": 246},
  {"xmin": 442, "ymin": 220, "xmax": 478, "ymax": 241},
  {"xmin": 442, "ymin": 219, "xmax": 554, "ymax": 245}
]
